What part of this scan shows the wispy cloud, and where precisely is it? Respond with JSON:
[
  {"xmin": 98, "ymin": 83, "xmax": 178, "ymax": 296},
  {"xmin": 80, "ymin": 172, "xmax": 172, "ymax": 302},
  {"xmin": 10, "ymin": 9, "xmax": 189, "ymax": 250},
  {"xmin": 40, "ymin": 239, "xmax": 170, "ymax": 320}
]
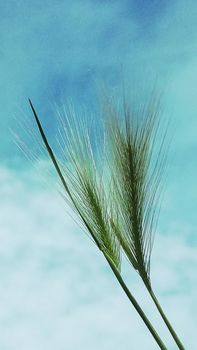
[{"xmin": 0, "ymin": 166, "xmax": 196, "ymax": 349}]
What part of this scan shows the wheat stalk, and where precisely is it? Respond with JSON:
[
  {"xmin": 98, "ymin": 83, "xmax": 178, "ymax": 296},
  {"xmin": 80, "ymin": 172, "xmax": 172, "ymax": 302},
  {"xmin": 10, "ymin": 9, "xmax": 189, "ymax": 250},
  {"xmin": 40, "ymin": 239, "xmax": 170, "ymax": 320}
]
[
  {"xmin": 28, "ymin": 98, "xmax": 169, "ymax": 350},
  {"xmin": 104, "ymin": 94, "xmax": 185, "ymax": 350}
]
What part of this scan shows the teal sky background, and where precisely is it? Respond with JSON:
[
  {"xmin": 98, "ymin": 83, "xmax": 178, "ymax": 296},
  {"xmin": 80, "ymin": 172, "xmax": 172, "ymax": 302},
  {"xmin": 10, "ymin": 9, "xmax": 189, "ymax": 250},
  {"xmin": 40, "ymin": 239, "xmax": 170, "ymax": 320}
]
[{"xmin": 1, "ymin": 1, "xmax": 197, "ymax": 349}]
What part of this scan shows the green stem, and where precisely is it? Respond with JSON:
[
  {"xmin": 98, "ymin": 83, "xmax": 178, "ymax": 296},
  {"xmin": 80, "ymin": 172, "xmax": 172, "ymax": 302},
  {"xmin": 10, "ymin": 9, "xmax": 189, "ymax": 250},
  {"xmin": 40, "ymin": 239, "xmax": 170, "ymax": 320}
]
[
  {"xmin": 146, "ymin": 287, "xmax": 185, "ymax": 350},
  {"xmin": 105, "ymin": 256, "xmax": 168, "ymax": 350},
  {"xmin": 29, "ymin": 100, "xmax": 168, "ymax": 349}
]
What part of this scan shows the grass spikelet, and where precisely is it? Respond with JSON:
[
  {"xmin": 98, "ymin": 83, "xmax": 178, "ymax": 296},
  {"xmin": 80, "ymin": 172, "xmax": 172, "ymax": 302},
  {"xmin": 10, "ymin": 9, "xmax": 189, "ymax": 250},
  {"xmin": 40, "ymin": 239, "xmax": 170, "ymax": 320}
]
[
  {"xmin": 28, "ymin": 95, "xmax": 184, "ymax": 350},
  {"xmin": 104, "ymin": 94, "xmax": 185, "ymax": 349},
  {"xmin": 29, "ymin": 99, "xmax": 121, "ymax": 271},
  {"xmin": 103, "ymin": 94, "xmax": 166, "ymax": 287}
]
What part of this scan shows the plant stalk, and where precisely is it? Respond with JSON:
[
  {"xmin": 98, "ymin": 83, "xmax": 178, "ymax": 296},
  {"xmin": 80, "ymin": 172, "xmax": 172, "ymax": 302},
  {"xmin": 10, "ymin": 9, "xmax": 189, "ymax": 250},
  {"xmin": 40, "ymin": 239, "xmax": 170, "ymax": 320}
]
[
  {"xmin": 29, "ymin": 100, "xmax": 168, "ymax": 350},
  {"xmin": 145, "ymin": 284, "xmax": 185, "ymax": 350},
  {"xmin": 105, "ymin": 255, "xmax": 169, "ymax": 350}
]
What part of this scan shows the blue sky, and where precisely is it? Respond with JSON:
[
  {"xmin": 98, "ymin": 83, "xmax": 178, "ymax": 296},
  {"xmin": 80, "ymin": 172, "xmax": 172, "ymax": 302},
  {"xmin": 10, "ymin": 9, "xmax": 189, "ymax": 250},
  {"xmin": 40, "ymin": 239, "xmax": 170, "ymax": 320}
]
[
  {"xmin": 1, "ymin": 1, "xmax": 197, "ymax": 349},
  {"xmin": 2, "ymin": 0, "xmax": 195, "ymax": 162}
]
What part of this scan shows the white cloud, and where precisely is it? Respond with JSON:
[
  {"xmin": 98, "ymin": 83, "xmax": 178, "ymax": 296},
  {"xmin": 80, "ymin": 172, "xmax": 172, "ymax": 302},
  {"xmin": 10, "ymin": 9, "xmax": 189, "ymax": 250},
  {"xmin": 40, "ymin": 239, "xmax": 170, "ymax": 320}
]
[{"xmin": 0, "ymin": 166, "xmax": 196, "ymax": 349}]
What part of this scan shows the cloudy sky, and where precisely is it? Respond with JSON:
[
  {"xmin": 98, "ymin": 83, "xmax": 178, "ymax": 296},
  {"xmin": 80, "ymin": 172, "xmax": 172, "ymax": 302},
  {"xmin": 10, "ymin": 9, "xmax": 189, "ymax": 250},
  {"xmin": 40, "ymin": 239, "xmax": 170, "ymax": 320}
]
[{"xmin": 1, "ymin": 1, "xmax": 197, "ymax": 349}]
